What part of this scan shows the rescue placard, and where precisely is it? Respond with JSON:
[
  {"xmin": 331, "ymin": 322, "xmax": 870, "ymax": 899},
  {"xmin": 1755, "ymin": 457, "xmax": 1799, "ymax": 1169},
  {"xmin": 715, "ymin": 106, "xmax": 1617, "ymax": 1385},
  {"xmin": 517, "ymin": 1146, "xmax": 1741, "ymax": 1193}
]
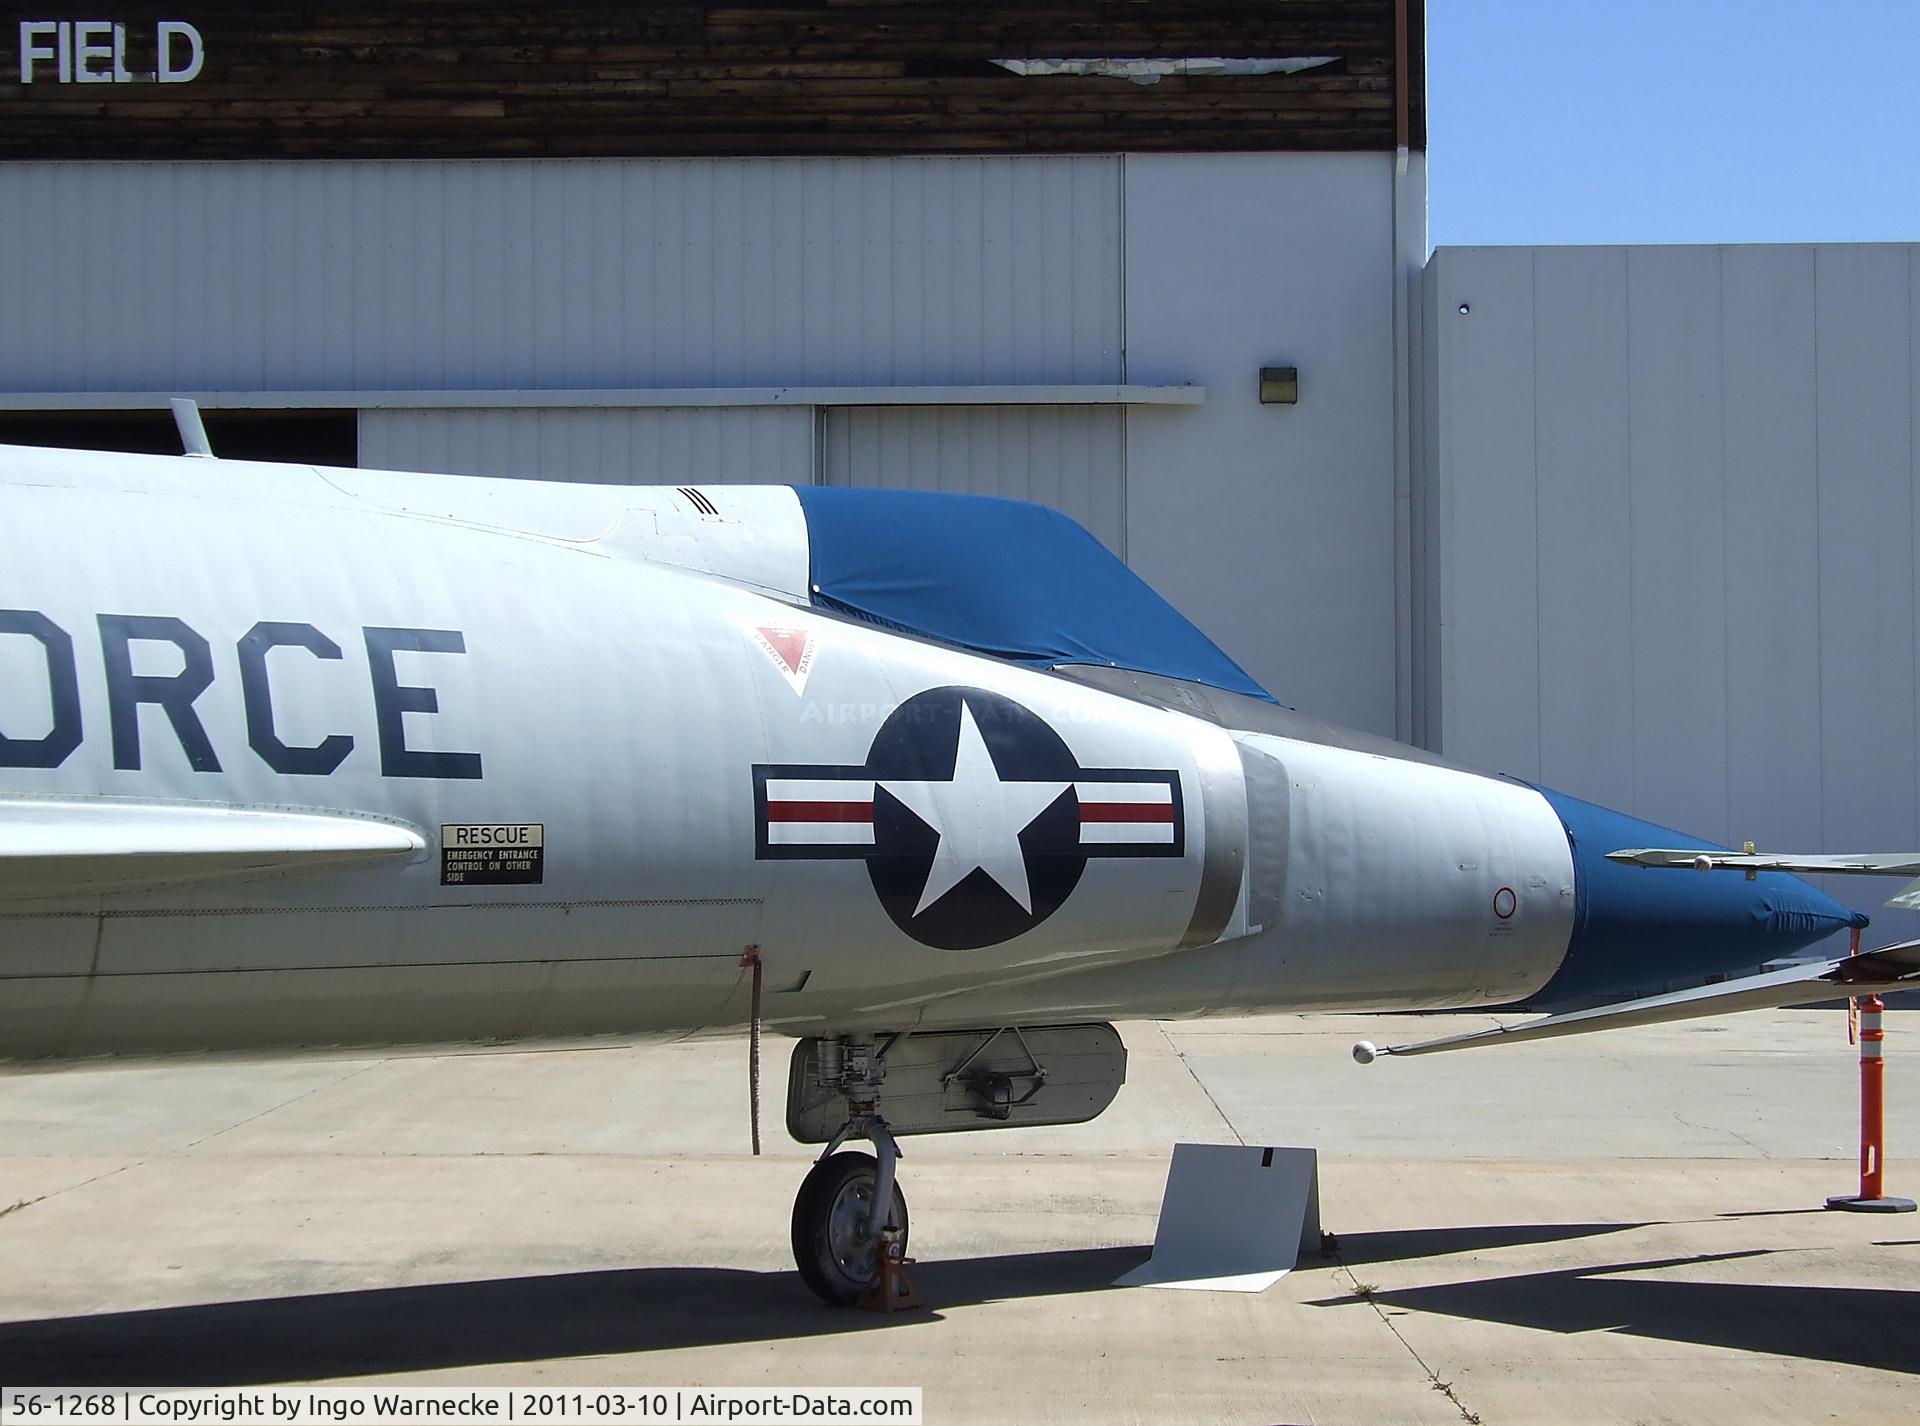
[{"xmin": 441, "ymin": 823, "xmax": 543, "ymax": 886}]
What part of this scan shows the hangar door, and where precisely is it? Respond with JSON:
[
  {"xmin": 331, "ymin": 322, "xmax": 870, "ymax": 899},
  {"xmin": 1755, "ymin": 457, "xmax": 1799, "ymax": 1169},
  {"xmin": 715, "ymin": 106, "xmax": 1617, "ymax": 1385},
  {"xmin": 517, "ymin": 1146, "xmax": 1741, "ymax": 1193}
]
[
  {"xmin": 359, "ymin": 407, "xmax": 814, "ymax": 486},
  {"xmin": 824, "ymin": 406, "xmax": 1126, "ymax": 555}
]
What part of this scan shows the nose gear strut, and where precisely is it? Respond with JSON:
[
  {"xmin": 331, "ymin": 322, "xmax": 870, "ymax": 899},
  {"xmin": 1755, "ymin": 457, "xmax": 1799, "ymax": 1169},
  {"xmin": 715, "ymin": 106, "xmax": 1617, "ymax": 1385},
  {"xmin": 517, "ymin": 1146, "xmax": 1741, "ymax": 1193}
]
[{"xmin": 790, "ymin": 1033, "xmax": 922, "ymax": 1309}]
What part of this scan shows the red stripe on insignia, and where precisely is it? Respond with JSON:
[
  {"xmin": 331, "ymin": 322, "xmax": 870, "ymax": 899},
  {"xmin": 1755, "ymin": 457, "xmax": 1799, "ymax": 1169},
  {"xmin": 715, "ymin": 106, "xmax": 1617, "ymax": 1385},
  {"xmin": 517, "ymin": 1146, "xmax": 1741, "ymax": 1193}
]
[
  {"xmin": 1079, "ymin": 802, "xmax": 1175, "ymax": 823},
  {"xmin": 766, "ymin": 800, "xmax": 874, "ymax": 823}
]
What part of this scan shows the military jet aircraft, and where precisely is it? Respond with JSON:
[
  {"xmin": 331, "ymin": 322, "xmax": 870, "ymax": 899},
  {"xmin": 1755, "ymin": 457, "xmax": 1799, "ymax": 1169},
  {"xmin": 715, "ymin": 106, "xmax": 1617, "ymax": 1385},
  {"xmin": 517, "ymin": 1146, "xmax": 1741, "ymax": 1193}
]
[{"xmin": 4, "ymin": 430, "xmax": 1918, "ymax": 1304}]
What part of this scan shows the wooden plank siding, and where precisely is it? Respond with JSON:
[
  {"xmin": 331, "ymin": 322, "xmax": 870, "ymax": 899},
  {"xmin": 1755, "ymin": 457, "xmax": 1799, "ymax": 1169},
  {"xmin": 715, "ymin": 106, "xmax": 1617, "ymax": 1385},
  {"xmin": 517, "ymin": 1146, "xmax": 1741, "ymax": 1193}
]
[{"xmin": 0, "ymin": 2, "xmax": 1424, "ymax": 159}]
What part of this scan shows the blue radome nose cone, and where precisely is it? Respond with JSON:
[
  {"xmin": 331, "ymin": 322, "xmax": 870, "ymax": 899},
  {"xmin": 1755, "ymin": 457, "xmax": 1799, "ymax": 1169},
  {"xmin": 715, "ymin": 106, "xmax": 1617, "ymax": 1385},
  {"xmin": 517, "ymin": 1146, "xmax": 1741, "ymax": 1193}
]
[{"xmin": 1525, "ymin": 785, "xmax": 1869, "ymax": 1011}]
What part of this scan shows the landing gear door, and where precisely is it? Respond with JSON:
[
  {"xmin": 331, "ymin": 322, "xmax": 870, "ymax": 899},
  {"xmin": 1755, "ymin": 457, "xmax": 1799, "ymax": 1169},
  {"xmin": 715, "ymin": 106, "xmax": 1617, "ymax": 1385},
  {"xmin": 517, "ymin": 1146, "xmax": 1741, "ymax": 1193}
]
[{"xmin": 786, "ymin": 1023, "xmax": 1127, "ymax": 1142}]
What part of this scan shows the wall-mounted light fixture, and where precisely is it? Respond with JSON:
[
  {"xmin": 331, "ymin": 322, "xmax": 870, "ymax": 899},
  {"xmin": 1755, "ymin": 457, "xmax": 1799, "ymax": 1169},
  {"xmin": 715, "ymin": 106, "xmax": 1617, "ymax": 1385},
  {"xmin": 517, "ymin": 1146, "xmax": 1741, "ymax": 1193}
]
[{"xmin": 1258, "ymin": 366, "xmax": 1299, "ymax": 405}]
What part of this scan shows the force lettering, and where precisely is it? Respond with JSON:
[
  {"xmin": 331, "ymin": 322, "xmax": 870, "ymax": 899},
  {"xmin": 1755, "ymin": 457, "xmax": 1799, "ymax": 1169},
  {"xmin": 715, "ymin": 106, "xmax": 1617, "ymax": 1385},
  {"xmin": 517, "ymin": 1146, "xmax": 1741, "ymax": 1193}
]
[{"xmin": 0, "ymin": 610, "xmax": 483, "ymax": 779}]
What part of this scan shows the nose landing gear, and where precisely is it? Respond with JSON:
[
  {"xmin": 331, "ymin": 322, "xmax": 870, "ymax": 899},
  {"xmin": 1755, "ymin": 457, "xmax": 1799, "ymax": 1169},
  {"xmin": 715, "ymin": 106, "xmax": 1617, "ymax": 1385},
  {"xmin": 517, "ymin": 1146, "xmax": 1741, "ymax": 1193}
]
[
  {"xmin": 791, "ymin": 1148, "xmax": 915, "ymax": 1307},
  {"xmin": 790, "ymin": 1034, "xmax": 922, "ymax": 1308}
]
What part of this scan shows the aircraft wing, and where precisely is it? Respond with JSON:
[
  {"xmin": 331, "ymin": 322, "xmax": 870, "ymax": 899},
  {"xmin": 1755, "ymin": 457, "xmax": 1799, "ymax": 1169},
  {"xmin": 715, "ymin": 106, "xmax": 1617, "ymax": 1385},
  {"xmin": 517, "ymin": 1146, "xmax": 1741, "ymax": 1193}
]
[
  {"xmin": 1608, "ymin": 847, "xmax": 1920, "ymax": 876},
  {"xmin": 0, "ymin": 797, "xmax": 424, "ymax": 901},
  {"xmin": 1607, "ymin": 847, "xmax": 1920, "ymax": 908},
  {"xmin": 1359, "ymin": 939, "xmax": 1920, "ymax": 1060}
]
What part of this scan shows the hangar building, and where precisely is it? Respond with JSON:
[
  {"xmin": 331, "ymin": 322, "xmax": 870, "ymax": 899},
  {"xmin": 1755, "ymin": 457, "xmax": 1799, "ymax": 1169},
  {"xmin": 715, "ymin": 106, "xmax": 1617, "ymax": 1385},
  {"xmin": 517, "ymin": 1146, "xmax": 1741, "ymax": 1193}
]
[
  {"xmin": 4, "ymin": 3, "xmax": 1918, "ymax": 936},
  {"xmin": 0, "ymin": 2, "xmax": 1426, "ymax": 745}
]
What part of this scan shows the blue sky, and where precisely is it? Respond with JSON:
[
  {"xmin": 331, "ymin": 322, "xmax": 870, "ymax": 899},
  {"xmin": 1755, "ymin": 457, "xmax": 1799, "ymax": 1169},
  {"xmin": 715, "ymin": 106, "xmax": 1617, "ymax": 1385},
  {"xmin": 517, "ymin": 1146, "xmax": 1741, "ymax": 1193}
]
[{"xmin": 1428, "ymin": 1, "xmax": 1920, "ymax": 247}]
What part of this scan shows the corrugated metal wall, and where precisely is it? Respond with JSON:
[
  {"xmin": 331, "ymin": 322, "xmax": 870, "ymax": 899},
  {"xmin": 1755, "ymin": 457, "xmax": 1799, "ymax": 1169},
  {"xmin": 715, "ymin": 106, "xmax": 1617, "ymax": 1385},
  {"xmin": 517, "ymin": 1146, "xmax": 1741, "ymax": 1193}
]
[
  {"xmin": 0, "ymin": 152, "xmax": 1410, "ymax": 738},
  {"xmin": 0, "ymin": 158, "xmax": 1122, "ymax": 391},
  {"xmin": 1123, "ymin": 153, "xmax": 1400, "ymax": 732},
  {"xmin": 824, "ymin": 406, "xmax": 1126, "ymax": 554},
  {"xmin": 1424, "ymin": 244, "xmax": 1920, "ymax": 936},
  {"xmin": 360, "ymin": 408, "xmax": 814, "ymax": 485}
]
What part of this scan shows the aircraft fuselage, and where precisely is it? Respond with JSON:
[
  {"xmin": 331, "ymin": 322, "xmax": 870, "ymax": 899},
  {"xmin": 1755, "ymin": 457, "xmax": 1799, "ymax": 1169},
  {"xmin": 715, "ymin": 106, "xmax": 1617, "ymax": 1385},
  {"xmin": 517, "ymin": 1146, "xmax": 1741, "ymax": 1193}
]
[{"xmin": 0, "ymin": 445, "xmax": 1851, "ymax": 1060}]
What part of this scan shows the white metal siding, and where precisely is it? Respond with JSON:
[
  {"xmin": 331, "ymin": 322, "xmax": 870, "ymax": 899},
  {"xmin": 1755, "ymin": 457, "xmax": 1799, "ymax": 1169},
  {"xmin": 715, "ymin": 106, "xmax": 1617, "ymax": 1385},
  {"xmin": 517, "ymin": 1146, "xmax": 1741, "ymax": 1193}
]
[
  {"xmin": 2, "ymin": 152, "xmax": 1410, "ymax": 747},
  {"xmin": 0, "ymin": 158, "xmax": 1122, "ymax": 393},
  {"xmin": 1426, "ymin": 243, "xmax": 1920, "ymax": 936},
  {"xmin": 1123, "ymin": 154, "xmax": 1400, "ymax": 733},
  {"xmin": 823, "ymin": 405, "xmax": 1125, "ymax": 554},
  {"xmin": 359, "ymin": 407, "xmax": 814, "ymax": 486}
]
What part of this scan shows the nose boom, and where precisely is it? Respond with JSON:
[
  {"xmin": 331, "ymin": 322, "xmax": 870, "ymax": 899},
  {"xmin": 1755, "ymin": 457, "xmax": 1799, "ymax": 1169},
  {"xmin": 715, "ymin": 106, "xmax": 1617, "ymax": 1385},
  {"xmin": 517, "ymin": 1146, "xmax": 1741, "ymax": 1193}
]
[{"xmin": 1523, "ymin": 785, "xmax": 1869, "ymax": 1012}]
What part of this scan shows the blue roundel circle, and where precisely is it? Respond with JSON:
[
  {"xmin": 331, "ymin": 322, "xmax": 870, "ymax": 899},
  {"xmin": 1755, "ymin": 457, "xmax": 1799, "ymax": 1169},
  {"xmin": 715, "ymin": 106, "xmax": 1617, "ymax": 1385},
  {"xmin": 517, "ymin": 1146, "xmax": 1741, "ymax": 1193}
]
[{"xmin": 863, "ymin": 687, "xmax": 1087, "ymax": 950}]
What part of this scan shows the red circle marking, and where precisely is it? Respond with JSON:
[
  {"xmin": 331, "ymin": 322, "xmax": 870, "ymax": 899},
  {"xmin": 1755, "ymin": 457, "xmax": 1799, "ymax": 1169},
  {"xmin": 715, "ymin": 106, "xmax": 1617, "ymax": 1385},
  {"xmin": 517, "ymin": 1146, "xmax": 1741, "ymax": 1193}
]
[{"xmin": 1492, "ymin": 887, "xmax": 1517, "ymax": 920}]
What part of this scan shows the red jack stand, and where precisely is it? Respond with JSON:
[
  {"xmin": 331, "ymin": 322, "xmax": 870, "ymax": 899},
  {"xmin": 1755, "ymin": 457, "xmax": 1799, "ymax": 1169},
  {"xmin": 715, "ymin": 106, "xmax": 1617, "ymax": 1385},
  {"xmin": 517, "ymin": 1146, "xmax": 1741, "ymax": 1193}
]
[
  {"xmin": 1828, "ymin": 993, "xmax": 1917, "ymax": 1214},
  {"xmin": 856, "ymin": 1227, "xmax": 924, "ymax": 1312}
]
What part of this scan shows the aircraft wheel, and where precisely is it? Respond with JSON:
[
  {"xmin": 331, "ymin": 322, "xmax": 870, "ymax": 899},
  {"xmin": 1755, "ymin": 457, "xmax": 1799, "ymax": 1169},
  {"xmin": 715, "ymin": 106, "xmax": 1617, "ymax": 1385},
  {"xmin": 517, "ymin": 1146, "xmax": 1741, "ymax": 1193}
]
[{"xmin": 791, "ymin": 1150, "xmax": 909, "ymax": 1306}]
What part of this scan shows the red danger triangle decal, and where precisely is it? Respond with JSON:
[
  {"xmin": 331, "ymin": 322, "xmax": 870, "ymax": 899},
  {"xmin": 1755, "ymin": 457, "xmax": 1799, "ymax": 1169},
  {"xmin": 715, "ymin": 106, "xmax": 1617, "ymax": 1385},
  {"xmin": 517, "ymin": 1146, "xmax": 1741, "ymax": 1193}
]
[
  {"xmin": 747, "ymin": 622, "xmax": 818, "ymax": 695},
  {"xmin": 760, "ymin": 627, "xmax": 810, "ymax": 676}
]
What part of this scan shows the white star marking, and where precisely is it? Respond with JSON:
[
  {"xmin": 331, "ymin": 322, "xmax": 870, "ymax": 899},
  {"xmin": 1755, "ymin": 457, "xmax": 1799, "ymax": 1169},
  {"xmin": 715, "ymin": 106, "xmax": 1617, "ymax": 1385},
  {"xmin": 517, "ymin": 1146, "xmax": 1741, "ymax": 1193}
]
[{"xmin": 879, "ymin": 699, "xmax": 1069, "ymax": 917}]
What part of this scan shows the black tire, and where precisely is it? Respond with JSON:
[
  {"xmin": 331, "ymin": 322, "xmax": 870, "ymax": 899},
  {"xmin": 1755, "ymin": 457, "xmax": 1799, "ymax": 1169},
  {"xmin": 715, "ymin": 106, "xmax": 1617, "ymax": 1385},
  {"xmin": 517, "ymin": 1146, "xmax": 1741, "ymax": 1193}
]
[{"xmin": 791, "ymin": 1151, "xmax": 910, "ymax": 1306}]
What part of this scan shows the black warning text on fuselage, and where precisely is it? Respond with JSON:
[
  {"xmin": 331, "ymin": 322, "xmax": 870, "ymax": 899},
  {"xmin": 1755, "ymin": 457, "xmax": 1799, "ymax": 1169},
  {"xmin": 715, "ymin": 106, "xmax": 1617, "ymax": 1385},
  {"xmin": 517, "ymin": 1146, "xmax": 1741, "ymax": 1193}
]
[{"xmin": 0, "ymin": 610, "xmax": 482, "ymax": 779}]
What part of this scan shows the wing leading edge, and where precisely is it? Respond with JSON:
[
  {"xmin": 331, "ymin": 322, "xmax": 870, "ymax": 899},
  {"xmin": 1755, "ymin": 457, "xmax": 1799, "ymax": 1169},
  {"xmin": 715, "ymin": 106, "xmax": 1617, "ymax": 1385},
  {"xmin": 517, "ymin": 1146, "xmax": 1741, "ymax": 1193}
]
[
  {"xmin": 1357, "ymin": 940, "xmax": 1920, "ymax": 1061},
  {"xmin": 0, "ymin": 797, "xmax": 424, "ymax": 900},
  {"xmin": 1608, "ymin": 846, "xmax": 1920, "ymax": 909}
]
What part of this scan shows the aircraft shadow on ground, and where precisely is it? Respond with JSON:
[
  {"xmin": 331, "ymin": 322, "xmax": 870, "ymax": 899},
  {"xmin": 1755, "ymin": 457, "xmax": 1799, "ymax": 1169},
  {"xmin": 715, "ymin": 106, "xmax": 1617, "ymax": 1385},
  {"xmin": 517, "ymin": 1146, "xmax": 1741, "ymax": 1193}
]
[
  {"xmin": 0, "ymin": 1247, "xmax": 1149, "ymax": 1385},
  {"xmin": 0, "ymin": 1222, "xmax": 1661, "ymax": 1385},
  {"xmin": 1310, "ymin": 1250, "xmax": 1920, "ymax": 1375},
  {"xmin": 1325, "ymin": 1221, "xmax": 1646, "ymax": 1266}
]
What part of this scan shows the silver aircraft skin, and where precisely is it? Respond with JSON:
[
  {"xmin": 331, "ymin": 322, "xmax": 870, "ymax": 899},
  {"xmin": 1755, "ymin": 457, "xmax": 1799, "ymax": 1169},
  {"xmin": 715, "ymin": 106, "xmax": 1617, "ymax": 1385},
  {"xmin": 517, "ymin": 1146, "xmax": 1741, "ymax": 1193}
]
[
  {"xmin": 0, "ymin": 442, "xmax": 1578, "ymax": 1058},
  {"xmin": 6, "ymin": 439, "xmax": 1911, "ymax": 1303}
]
